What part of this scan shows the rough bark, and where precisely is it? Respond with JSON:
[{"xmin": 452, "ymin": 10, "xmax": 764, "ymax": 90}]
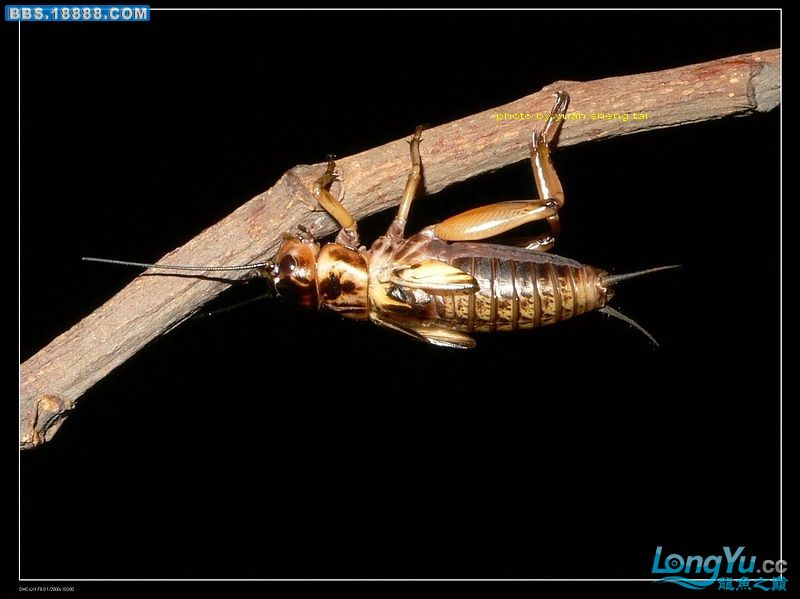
[{"xmin": 20, "ymin": 49, "xmax": 780, "ymax": 449}]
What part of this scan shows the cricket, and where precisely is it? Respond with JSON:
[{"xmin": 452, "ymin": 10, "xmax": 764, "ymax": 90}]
[{"xmin": 84, "ymin": 92, "xmax": 677, "ymax": 349}]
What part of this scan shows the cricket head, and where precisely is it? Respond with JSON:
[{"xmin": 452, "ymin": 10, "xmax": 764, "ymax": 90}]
[{"xmin": 269, "ymin": 234, "xmax": 321, "ymax": 309}]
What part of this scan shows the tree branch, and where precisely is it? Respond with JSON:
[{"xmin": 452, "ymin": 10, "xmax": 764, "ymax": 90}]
[{"xmin": 20, "ymin": 49, "xmax": 780, "ymax": 449}]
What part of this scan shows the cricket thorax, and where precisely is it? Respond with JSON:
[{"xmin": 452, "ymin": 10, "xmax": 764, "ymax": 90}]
[{"xmin": 316, "ymin": 244, "xmax": 370, "ymax": 319}]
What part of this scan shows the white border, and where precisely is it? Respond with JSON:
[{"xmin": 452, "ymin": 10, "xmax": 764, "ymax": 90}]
[{"xmin": 17, "ymin": 6, "xmax": 783, "ymax": 585}]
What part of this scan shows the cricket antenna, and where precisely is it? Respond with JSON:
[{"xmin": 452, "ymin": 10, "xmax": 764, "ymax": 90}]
[{"xmin": 82, "ymin": 256, "xmax": 274, "ymax": 272}]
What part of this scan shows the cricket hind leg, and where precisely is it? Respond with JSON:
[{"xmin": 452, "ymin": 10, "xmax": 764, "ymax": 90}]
[
  {"xmin": 432, "ymin": 199, "xmax": 559, "ymax": 246},
  {"xmin": 529, "ymin": 91, "xmax": 569, "ymax": 236},
  {"xmin": 313, "ymin": 156, "xmax": 360, "ymax": 249},
  {"xmin": 433, "ymin": 91, "xmax": 570, "ymax": 250}
]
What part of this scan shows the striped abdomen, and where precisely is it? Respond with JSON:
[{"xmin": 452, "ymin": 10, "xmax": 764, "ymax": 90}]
[{"xmin": 436, "ymin": 256, "xmax": 609, "ymax": 332}]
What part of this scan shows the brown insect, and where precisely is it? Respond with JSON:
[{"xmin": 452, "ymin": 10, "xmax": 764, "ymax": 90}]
[{"xmin": 85, "ymin": 92, "xmax": 677, "ymax": 348}]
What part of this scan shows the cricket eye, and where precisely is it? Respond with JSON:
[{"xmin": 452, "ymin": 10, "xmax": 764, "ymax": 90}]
[{"xmin": 279, "ymin": 255, "xmax": 298, "ymax": 277}]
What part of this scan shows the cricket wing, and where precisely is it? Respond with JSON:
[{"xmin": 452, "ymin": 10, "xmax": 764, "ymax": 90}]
[{"xmin": 390, "ymin": 259, "xmax": 479, "ymax": 293}]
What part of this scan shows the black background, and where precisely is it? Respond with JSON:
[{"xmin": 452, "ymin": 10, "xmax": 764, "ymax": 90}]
[{"xmin": 19, "ymin": 9, "xmax": 781, "ymax": 585}]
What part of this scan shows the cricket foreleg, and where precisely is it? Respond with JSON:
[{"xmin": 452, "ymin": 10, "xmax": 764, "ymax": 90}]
[{"xmin": 313, "ymin": 157, "xmax": 360, "ymax": 248}]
